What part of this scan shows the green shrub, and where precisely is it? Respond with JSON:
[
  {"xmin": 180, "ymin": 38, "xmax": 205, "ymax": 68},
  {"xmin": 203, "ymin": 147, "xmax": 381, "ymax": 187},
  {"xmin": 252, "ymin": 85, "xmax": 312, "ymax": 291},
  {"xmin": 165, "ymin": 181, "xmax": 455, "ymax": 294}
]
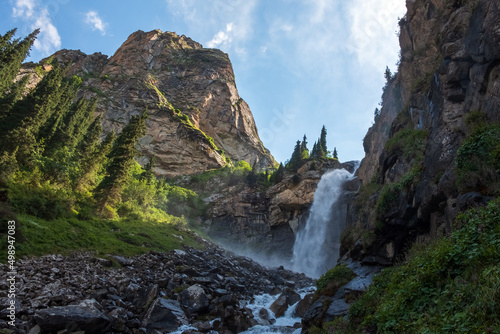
[
  {"xmin": 8, "ymin": 170, "xmax": 74, "ymax": 220},
  {"xmin": 455, "ymin": 124, "xmax": 500, "ymax": 194},
  {"xmin": 317, "ymin": 264, "xmax": 356, "ymax": 295},
  {"xmin": 348, "ymin": 198, "xmax": 500, "ymax": 333},
  {"xmin": 375, "ymin": 183, "xmax": 401, "ymax": 221},
  {"xmin": 385, "ymin": 128, "xmax": 428, "ymax": 161}
]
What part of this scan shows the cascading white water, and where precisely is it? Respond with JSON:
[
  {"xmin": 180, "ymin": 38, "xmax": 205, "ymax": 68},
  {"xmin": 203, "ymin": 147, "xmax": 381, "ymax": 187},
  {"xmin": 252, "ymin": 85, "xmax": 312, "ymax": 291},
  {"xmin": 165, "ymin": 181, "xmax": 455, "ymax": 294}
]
[{"xmin": 291, "ymin": 169, "xmax": 356, "ymax": 278}]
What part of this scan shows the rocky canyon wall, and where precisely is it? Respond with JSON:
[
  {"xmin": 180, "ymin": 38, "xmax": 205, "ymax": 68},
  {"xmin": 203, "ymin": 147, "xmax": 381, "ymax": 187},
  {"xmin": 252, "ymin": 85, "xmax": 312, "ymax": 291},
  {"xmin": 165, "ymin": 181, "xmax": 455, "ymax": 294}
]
[{"xmin": 345, "ymin": 0, "xmax": 500, "ymax": 265}]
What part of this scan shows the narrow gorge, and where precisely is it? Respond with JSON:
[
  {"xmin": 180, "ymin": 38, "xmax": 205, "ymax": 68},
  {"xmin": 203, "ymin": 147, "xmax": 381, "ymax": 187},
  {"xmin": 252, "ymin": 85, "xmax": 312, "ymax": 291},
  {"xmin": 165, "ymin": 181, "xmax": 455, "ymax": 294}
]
[{"xmin": 1, "ymin": 0, "xmax": 500, "ymax": 333}]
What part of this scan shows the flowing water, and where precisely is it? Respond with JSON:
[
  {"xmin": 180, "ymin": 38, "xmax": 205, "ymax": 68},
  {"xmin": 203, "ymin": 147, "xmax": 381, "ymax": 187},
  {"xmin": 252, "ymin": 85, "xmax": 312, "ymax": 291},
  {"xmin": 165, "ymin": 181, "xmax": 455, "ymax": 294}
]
[
  {"xmin": 241, "ymin": 287, "xmax": 316, "ymax": 334},
  {"xmin": 291, "ymin": 169, "xmax": 356, "ymax": 278},
  {"xmin": 211, "ymin": 168, "xmax": 358, "ymax": 333}
]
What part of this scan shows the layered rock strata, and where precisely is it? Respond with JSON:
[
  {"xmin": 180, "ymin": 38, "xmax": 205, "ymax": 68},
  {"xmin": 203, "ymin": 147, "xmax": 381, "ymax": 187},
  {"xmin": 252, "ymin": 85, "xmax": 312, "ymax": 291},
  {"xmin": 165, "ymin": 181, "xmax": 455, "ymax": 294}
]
[{"xmin": 33, "ymin": 30, "xmax": 274, "ymax": 177}]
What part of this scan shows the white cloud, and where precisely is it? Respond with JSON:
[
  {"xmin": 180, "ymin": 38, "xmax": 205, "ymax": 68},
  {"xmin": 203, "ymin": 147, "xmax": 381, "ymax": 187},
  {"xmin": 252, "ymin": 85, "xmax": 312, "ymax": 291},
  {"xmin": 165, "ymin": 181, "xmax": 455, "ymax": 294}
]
[
  {"xmin": 206, "ymin": 23, "xmax": 233, "ymax": 48},
  {"xmin": 85, "ymin": 11, "xmax": 107, "ymax": 35},
  {"xmin": 347, "ymin": 0, "xmax": 406, "ymax": 71},
  {"xmin": 11, "ymin": 0, "xmax": 61, "ymax": 56},
  {"xmin": 166, "ymin": 0, "xmax": 257, "ymax": 54},
  {"xmin": 32, "ymin": 9, "xmax": 61, "ymax": 54},
  {"xmin": 12, "ymin": 0, "xmax": 35, "ymax": 18}
]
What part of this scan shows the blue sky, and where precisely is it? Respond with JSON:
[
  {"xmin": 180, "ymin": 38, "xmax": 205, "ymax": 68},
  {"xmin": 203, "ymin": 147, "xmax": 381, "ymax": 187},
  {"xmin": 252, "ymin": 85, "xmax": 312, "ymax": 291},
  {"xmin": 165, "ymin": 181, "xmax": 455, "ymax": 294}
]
[{"xmin": 1, "ymin": 0, "xmax": 406, "ymax": 164}]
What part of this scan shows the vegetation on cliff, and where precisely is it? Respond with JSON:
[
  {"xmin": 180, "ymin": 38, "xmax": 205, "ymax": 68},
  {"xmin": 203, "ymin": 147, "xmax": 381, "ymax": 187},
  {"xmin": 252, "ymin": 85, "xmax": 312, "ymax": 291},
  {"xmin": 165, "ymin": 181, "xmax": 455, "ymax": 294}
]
[
  {"xmin": 0, "ymin": 29, "xmax": 204, "ymax": 260},
  {"xmin": 347, "ymin": 198, "xmax": 500, "ymax": 333},
  {"xmin": 286, "ymin": 125, "xmax": 338, "ymax": 172}
]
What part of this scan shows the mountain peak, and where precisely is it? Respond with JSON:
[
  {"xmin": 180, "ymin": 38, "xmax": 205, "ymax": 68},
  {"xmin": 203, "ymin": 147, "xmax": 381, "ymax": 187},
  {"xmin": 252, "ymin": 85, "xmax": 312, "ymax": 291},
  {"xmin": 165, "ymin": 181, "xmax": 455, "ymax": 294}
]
[{"xmin": 37, "ymin": 30, "xmax": 274, "ymax": 177}]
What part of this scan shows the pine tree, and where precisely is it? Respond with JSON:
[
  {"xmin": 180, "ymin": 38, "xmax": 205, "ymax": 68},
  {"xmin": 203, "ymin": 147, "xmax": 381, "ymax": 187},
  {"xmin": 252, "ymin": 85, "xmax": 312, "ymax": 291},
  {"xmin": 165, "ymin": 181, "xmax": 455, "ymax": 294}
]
[
  {"xmin": 48, "ymin": 96, "xmax": 95, "ymax": 151},
  {"xmin": 333, "ymin": 147, "xmax": 338, "ymax": 160},
  {"xmin": 0, "ymin": 75, "xmax": 29, "ymax": 119},
  {"xmin": 75, "ymin": 131, "xmax": 114, "ymax": 192},
  {"xmin": 0, "ymin": 64, "xmax": 66, "ymax": 164},
  {"xmin": 316, "ymin": 138, "xmax": 326, "ymax": 160},
  {"xmin": 142, "ymin": 155, "xmax": 157, "ymax": 185},
  {"xmin": 300, "ymin": 134, "xmax": 307, "ymax": 152},
  {"xmin": 300, "ymin": 134, "xmax": 309, "ymax": 160},
  {"xmin": 273, "ymin": 162, "xmax": 285, "ymax": 184},
  {"xmin": 0, "ymin": 29, "xmax": 39, "ymax": 99},
  {"xmin": 38, "ymin": 76, "xmax": 81, "ymax": 145},
  {"xmin": 78, "ymin": 114, "xmax": 103, "ymax": 160},
  {"xmin": 95, "ymin": 112, "xmax": 148, "ymax": 215},
  {"xmin": 320, "ymin": 125, "xmax": 328, "ymax": 156},
  {"xmin": 384, "ymin": 66, "xmax": 393, "ymax": 83},
  {"xmin": 288, "ymin": 140, "xmax": 302, "ymax": 170},
  {"xmin": 311, "ymin": 141, "xmax": 318, "ymax": 159}
]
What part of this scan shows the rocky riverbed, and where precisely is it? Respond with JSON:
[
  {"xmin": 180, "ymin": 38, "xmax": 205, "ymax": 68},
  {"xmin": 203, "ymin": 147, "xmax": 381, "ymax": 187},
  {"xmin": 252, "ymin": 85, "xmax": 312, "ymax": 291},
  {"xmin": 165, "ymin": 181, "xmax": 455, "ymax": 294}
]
[{"xmin": 0, "ymin": 239, "xmax": 314, "ymax": 334}]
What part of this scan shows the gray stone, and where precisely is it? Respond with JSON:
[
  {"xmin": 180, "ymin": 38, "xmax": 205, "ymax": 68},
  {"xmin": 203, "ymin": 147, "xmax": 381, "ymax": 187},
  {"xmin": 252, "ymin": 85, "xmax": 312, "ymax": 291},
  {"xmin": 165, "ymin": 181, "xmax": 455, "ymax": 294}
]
[
  {"xmin": 142, "ymin": 298, "xmax": 188, "ymax": 333},
  {"xmin": 34, "ymin": 299, "xmax": 110, "ymax": 333},
  {"xmin": 179, "ymin": 284, "xmax": 209, "ymax": 315}
]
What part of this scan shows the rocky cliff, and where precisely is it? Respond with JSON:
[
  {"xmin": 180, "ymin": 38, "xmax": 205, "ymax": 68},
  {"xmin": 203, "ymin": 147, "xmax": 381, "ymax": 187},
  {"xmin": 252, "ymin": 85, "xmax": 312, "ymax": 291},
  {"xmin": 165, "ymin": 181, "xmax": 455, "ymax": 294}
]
[
  {"xmin": 192, "ymin": 160, "xmax": 358, "ymax": 264},
  {"xmin": 344, "ymin": 0, "xmax": 500, "ymax": 265},
  {"xmin": 32, "ymin": 30, "xmax": 274, "ymax": 177}
]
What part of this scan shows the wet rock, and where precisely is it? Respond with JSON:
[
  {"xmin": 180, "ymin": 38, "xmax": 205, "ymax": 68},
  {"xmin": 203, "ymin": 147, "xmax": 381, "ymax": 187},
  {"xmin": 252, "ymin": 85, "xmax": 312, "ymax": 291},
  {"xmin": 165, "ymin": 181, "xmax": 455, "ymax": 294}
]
[
  {"xmin": 269, "ymin": 288, "xmax": 300, "ymax": 317},
  {"xmin": 179, "ymin": 285, "xmax": 209, "ymax": 315},
  {"xmin": 142, "ymin": 298, "xmax": 188, "ymax": 333},
  {"xmin": 301, "ymin": 296, "xmax": 329, "ymax": 329},
  {"xmin": 34, "ymin": 299, "xmax": 110, "ymax": 333},
  {"xmin": 294, "ymin": 293, "xmax": 315, "ymax": 318},
  {"xmin": 324, "ymin": 298, "xmax": 350, "ymax": 321}
]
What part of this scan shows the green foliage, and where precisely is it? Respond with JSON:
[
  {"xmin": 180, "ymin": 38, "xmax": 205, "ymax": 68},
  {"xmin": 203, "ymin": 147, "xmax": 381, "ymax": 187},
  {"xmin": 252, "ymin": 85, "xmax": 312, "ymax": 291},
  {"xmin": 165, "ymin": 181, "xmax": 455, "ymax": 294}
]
[
  {"xmin": 376, "ymin": 183, "xmax": 401, "ymax": 222},
  {"xmin": 348, "ymin": 198, "xmax": 500, "ymax": 333},
  {"xmin": 288, "ymin": 140, "xmax": 303, "ymax": 171},
  {"xmin": 0, "ymin": 213, "xmax": 201, "ymax": 262},
  {"xmin": 0, "ymin": 28, "xmax": 206, "ymax": 264},
  {"xmin": 411, "ymin": 71, "xmax": 434, "ymax": 93},
  {"xmin": 310, "ymin": 318, "xmax": 351, "ymax": 334},
  {"xmin": 0, "ymin": 149, "xmax": 18, "ymax": 186},
  {"xmin": 161, "ymin": 184, "xmax": 206, "ymax": 218},
  {"xmin": 385, "ymin": 128, "xmax": 428, "ymax": 161},
  {"xmin": 317, "ymin": 264, "xmax": 356, "ymax": 294},
  {"xmin": 190, "ymin": 160, "xmax": 251, "ymax": 184},
  {"xmin": 0, "ymin": 28, "xmax": 39, "ymax": 99},
  {"xmin": 332, "ymin": 147, "xmax": 338, "ymax": 160},
  {"xmin": 455, "ymin": 123, "xmax": 500, "ymax": 194},
  {"xmin": 8, "ymin": 169, "xmax": 75, "ymax": 220},
  {"xmin": 320, "ymin": 125, "xmax": 328, "ymax": 156},
  {"xmin": 95, "ymin": 111, "xmax": 148, "ymax": 214},
  {"xmin": 269, "ymin": 162, "xmax": 285, "ymax": 184}
]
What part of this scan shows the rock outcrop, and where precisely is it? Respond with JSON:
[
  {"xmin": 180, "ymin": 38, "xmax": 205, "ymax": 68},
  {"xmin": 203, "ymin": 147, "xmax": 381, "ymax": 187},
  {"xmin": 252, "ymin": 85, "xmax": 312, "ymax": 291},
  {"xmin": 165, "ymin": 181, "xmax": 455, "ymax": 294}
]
[
  {"xmin": 199, "ymin": 160, "xmax": 358, "ymax": 263},
  {"xmin": 30, "ymin": 30, "xmax": 274, "ymax": 177},
  {"xmin": 345, "ymin": 0, "xmax": 500, "ymax": 265}
]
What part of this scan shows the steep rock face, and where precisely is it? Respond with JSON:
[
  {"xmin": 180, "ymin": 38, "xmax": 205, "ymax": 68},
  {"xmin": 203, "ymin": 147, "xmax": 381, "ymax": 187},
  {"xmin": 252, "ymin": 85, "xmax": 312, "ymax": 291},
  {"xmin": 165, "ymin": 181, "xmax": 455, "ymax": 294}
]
[
  {"xmin": 204, "ymin": 160, "xmax": 357, "ymax": 263},
  {"xmin": 346, "ymin": 0, "xmax": 500, "ymax": 265},
  {"xmin": 46, "ymin": 30, "xmax": 273, "ymax": 177}
]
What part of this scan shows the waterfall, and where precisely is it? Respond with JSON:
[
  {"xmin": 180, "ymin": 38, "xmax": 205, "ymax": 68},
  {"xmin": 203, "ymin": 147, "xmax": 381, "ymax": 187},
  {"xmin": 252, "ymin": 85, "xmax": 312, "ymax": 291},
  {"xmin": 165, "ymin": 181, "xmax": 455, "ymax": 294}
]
[{"xmin": 291, "ymin": 169, "xmax": 356, "ymax": 278}]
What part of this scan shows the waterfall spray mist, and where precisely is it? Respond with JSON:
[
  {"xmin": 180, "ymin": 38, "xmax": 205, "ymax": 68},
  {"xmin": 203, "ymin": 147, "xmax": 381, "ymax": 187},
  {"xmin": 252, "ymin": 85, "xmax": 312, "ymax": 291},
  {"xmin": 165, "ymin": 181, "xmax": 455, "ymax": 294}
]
[{"xmin": 291, "ymin": 169, "xmax": 356, "ymax": 278}]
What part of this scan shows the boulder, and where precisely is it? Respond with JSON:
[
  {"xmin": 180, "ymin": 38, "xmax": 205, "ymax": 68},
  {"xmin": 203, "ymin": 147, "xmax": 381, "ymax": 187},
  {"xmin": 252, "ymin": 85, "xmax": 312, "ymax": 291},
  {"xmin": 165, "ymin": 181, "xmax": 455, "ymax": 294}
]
[
  {"xmin": 34, "ymin": 299, "xmax": 110, "ymax": 333},
  {"xmin": 179, "ymin": 284, "xmax": 209, "ymax": 315},
  {"xmin": 294, "ymin": 293, "xmax": 315, "ymax": 318},
  {"xmin": 269, "ymin": 288, "xmax": 300, "ymax": 317},
  {"xmin": 142, "ymin": 298, "xmax": 188, "ymax": 333}
]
